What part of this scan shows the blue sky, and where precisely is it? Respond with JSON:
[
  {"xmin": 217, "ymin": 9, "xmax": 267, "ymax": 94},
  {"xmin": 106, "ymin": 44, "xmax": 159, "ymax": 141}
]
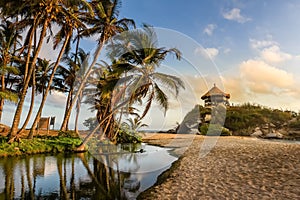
[
  {"xmin": 117, "ymin": 0, "xmax": 300, "ymax": 129},
  {"xmin": 3, "ymin": 0, "xmax": 300, "ymax": 130}
]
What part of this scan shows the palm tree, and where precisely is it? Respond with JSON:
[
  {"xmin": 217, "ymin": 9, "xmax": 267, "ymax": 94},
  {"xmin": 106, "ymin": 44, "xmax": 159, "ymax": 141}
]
[
  {"xmin": 28, "ymin": 0, "xmax": 88, "ymax": 139},
  {"xmin": 55, "ymin": 48, "xmax": 90, "ymax": 131},
  {"xmin": 8, "ymin": 0, "xmax": 57, "ymax": 139},
  {"xmin": 18, "ymin": 58, "xmax": 54, "ymax": 133},
  {"xmin": 76, "ymin": 26, "xmax": 184, "ymax": 149},
  {"xmin": 60, "ymin": 0, "xmax": 135, "ymax": 131},
  {"xmin": 0, "ymin": 20, "xmax": 21, "ymax": 121}
]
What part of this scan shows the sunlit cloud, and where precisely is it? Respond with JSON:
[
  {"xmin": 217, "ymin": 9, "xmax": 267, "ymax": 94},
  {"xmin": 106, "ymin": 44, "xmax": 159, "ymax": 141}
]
[
  {"xmin": 240, "ymin": 59, "xmax": 294, "ymax": 90},
  {"xmin": 260, "ymin": 45, "xmax": 292, "ymax": 63},
  {"xmin": 250, "ymin": 38, "xmax": 293, "ymax": 64},
  {"xmin": 222, "ymin": 8, "xmax": 251, "ymax": 23}
]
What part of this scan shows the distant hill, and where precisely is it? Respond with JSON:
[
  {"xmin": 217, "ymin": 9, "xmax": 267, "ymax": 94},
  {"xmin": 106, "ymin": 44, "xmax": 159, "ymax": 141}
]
[{"xmin": 178, "ymin": 103, "xmax": 300, "ymax": 139}]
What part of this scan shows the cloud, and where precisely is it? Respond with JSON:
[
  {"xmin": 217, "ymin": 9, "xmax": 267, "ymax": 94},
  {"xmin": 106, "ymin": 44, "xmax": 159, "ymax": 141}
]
[
  {"xmin": 222, "ymin": 8, "xmax": 251, "ymax": 23},
  {"xmin": 240, "ymin": 59, "xmax": 294, "ymax": 94},
  {"xmin": 46, "ymin": 91, "xmax": 67, "ymax": 108},
  {"xmin": 260, "ymin": 45, "xmax": 292, "ymax": 63},
  {"xmin": 249, "ymin": 38, "xmax": 277, "ymax": 50},
  {"xmin": 249, "ymin": 38, "xmax": 292, "ymax": 64},
  {"xmin": 203, "ymin": 24, "xmax": 217, "ymax": 36},
  {"xmin": 195, "ymin": 47, "xmax": 219, "ymax": 59}
]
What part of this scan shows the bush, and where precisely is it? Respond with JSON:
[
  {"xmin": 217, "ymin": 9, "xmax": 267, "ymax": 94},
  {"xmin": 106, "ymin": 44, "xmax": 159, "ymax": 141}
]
[
  {"xmin": 289, "ymin": 120, "xmax": 300, "ymax": 130},
  {"xmin": 115, "ymin": 129, "xmax": 142, "ymax": 144},
  {"xmin": 199, "ymin": 123, "xmax": 232, "ymax": 136}
]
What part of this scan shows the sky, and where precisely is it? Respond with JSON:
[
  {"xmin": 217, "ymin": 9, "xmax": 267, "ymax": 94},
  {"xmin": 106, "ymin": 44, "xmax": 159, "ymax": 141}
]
[{"xmin": 3, "ymin": 0, "xmax": 300, "ymax": 130}]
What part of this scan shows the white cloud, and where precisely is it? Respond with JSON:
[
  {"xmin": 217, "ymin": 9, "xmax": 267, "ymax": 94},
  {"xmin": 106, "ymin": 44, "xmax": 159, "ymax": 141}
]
[
  {"xmin": 46, "ymin": 91, "xmax": 67, "ymax": 108},
  {"xmin": 222, "ymin": 8, "xmax": 251, "ymax": 23},
  {"xmin": 203, "ymin": 24, "xmax": 217, "ymax": 36},
  {"xmin": 249, "ymin": 38, "xmax": 278, "ymax": 50},
  {"xmin": 249, "ymin": 38, "xmax": 292, "ymax": 64},
  {"xmin": 240, "ymin": 59, "xmax": 294, "ymax": 93},
  {"xmin": 260, "ymin": 45, "xmax": 292, "ymax": 63},
  {"xmin": 195, "ymin": 47, "xmax": 219, "ymax": 59}
]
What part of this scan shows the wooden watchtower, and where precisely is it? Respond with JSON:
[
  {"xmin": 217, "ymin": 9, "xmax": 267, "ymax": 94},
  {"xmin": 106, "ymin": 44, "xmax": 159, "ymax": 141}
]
[{"xmin": 201, "ymin": 84, "xmax": 230, "ymax": 108}]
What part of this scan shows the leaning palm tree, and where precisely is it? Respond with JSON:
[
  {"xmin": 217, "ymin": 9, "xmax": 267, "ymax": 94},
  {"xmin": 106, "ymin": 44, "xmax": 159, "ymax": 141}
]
[
  {"xmin": 76, "ymin": 25, "xmax": 184, "ymax": 150},
  {"xmin": 60, "ymin": 0, "xmax": 135, "ymax": 131}
]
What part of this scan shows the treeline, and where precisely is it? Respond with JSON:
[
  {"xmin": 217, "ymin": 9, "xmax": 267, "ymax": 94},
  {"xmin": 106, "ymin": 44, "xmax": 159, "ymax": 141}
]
[{"xmin": 0, "ymin": 0, "xmax": 184, "ymax": 146}]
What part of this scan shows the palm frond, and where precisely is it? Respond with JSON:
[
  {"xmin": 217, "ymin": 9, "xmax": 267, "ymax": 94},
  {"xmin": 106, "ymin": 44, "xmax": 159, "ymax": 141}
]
[
  {"xmin": 154, "ymin": 83, "xmax": 168, "ymax": 115},
  {"xmin": 152, "ymin": 72, "xmax": 185, "ymax": 96}
]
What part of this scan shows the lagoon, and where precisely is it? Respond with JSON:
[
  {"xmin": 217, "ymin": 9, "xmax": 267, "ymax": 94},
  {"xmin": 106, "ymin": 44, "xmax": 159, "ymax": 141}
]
[{"xmin": 0, "ymin": 143, "xmax": 177, "ymax": 199}]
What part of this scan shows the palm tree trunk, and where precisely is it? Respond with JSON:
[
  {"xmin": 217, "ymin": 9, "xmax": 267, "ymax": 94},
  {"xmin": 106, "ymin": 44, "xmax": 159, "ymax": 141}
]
[
  {"xmin": 60, "ymin": 42, "xmax": 104, "ymax": 131},
  {"xmin": 62, "ymin": 88, "xmax": 73, "ymax": 131},
  {"xmin": 18, "ymin": 68, "xmax": 36, "ymax": 133},
  {"xmin": 74, "ymin": 103, "xmax": 80, "ymax": 133},
  {"xmin": 0, "ymin": 74, "xmax": 5, "ymax": 122},
  {"xmin": 75, "ymin": 98, "xmax": 130, "ymax": 151},
  {"xmin": 9, "ymin": 19, "xmax": 48, "ymax": 139},
  {"xmin": 74, "ymin": 93, "xmax": 81, "ymax": 133},
  {"xmin": 28, "ymin": 33, "xmax": 71, "ymax": 138}
]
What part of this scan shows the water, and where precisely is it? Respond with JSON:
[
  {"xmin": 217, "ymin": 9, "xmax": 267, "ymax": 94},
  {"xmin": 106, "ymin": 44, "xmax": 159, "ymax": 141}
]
[{"xmin": 0, "ymin": 143, "xmax": 177, "ymax": 199}]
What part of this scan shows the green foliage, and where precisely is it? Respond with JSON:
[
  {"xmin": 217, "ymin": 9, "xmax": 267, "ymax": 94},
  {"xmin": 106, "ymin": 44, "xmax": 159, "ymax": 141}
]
[
  {"xmin": 83, "ymin": 117, "xmax": 98, "ymax": 131},
  {"xmin": 58, "ymin": 130, "xmax": 80, "ymax": 138},
  {"xmin": 115, "ymin": 128, "xmax": 143, "ymax": 144},
  {"xmin": 224, "ymin": 103, "xmax": 293, "ymax": 134},
  {"xmin": 199, "ymin": 123, "xmax": 232, "ymax": 136},
  {"xmin": 289, "ymin": 120, "xmax": 300, "ymax": 130},
  {"xmin": 0, "ymin": 136, "xmax": 82, "ymax": 157}
]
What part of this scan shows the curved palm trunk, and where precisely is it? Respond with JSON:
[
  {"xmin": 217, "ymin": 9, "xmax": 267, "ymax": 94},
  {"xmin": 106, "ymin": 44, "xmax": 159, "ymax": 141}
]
[
  {"xmin": 9, "ymin": 19, "xmax": 47, "ymax": 139},
  {"xmin": 18, "ymin": 68, "xmax": 36, "ymax": 133},
  {"xmin": 76, "ymin": 99, "xmax": 130, "ymax": 151},
  {"xmin": 28, "ymin": 34, "xmax": 71, "ymax": 138},
  {"xmin": 60, "ymin": 42, "xmax": 104, "ymax": 131}
]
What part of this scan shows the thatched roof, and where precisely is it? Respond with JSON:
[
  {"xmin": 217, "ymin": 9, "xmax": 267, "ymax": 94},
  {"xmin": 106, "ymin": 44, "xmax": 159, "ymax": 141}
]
[{"xmin": 201, "ymin": 84, "xmax": 230, "ymax": 100}]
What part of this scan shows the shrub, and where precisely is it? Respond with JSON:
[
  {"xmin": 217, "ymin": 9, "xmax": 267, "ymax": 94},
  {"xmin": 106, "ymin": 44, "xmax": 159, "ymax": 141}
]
[
  {"xmin": 115, "ymin": 128, "xmax": 142, "ymax": 144},
  {"xmin": 289, "ymin": 120, "xmax": 300, "ymax": 130},
  {"xmin": 200, "ymin": 123, "xmax": 232, "ymax": 136}
]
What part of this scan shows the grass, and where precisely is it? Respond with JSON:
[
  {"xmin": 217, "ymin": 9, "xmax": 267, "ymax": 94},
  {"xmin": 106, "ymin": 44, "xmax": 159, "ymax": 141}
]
[{"xmin": 0, "ymin": 135, "xmax": 82, "ymax": 157}]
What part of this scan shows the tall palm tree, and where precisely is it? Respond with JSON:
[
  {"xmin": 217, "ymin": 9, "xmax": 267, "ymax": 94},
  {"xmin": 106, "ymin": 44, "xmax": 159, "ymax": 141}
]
[
  {"xmin": 8, "ymin": 0, "xmax": 57, "ymax": 139},
  {"xmin": 18, "ymin": 58, "xmax": 54, "ymax": 133},
  {"xmin": 0, "ymin": 20, "xmax": 21, "ymax": 121},
  {"xmin": 76, "ymin": 26, "xmax": 184, "ymax": 149},
  {"xmin": 55, "ymin": 48, "xmax": 90, "ymax": 131},
  {"xmin": 60, "ymin": 0, "xmax": 135, "ymax": 131},
  {"xmin": 28, "ymin": 0, "xmax": 88, "ymax": 139}
]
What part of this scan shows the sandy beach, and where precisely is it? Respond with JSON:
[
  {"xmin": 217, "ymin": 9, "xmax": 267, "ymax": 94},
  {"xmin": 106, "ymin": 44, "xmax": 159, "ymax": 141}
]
[{"xmin": 138, "ymin": 134, "xmax": 300, "ymax": 199}]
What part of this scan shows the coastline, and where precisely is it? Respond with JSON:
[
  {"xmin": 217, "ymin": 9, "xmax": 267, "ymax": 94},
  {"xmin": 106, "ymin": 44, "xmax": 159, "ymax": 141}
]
[{"xmin": 138, "ymin": 134, "xmax": 300, "ymax": 199}]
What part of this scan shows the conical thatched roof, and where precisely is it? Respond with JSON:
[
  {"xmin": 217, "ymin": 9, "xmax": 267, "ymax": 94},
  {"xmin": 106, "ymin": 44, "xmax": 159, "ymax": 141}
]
[{"xmin": 201, "ymin": 84, "xmax": 230, "ymax": 100}]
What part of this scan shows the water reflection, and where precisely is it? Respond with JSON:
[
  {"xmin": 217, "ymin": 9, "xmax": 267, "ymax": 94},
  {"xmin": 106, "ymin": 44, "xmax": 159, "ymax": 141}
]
[{"xmin": 0, "ymin": 144, "xmax": 177, "ymax": 199}]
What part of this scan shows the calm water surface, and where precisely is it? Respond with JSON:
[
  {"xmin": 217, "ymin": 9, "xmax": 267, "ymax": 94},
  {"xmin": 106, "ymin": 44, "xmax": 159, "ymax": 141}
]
[{"xmin": 0, "ymin": 143, "xmax": 177, "ymax": 199}]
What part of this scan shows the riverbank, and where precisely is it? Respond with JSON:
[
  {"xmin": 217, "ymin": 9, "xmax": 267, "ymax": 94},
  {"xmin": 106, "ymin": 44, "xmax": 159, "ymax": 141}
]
[
  {"xmin": 138, "ymin": 134, "xmax": 300, "ymax": 199},
  {"xmin": 0, "ymin": 133, "xmax": 82, "ymax": 157}
]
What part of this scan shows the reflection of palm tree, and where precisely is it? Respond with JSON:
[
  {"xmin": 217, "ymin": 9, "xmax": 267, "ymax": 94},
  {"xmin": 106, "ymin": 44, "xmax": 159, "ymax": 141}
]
[{"xmin": 57, "ymin": 154, "xmax": 68, "ymax": 200}]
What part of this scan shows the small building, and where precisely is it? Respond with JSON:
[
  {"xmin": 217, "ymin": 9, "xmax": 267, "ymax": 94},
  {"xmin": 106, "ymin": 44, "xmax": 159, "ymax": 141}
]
[{"xmin": 201, "ymin": 84, "xmax": 230, "ymax": 107}]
